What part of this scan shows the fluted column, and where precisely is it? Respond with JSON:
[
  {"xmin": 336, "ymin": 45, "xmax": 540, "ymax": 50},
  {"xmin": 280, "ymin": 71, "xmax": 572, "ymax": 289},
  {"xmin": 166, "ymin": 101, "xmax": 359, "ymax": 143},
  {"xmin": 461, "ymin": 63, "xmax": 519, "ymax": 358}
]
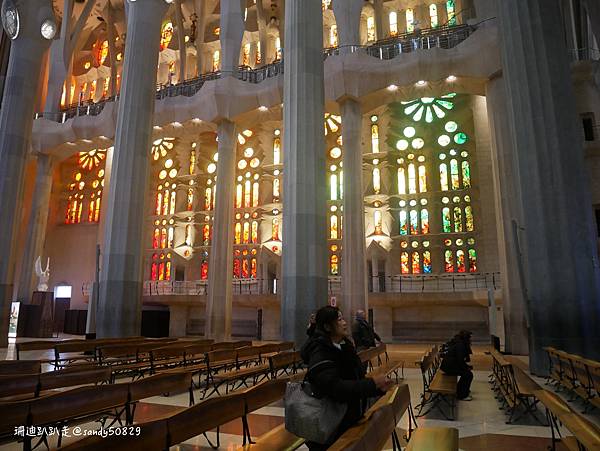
[
  {"xmin": 0, "ymin": 1, "xmax": 55, "ymax": 346},
  {"xmin": 206, "ymin": 120, "xmax": 236, "ymax": 340},
  {"xmin": 220, "ymin": 0, "xmax": 245, "ymax": 75},
  {"xmin": 486, "ymin": 76, "xmax": 528, "ymax": 355},
  {"xmin": 282, "ymin": 0, "xmax": 328, "ymax": 345},
  {"xmin": 96, "ymin": 0, "xmax": 168, "ymax": 338},
  {"xmin": 498, "ymin": 0, "xmax": 600, "ymax": 372},
  {"xmin": 332, "ymin": 0, "xmax": 363, "ymax": 51},
  {"xmin": 15, "ymin": 154, "xmax": 54, "ymax": 303},
  {"xmin": 340, "ymin": 98, "xmax": 368, "ymax": 320}
]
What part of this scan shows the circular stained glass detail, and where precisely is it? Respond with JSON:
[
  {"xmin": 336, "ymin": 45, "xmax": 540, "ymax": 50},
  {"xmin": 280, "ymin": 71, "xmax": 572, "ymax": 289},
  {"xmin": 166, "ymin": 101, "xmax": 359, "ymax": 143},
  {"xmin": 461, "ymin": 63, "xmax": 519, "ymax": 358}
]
[
  {"xmin": 373, "ymin": 159, "xmax": 379, "ymax": 165},
  {"xmin": 78, "ymin": 181, "xmax": 85, "ymax": 190},
  {"xmin": 253, "ymin": 173, "xmax": 259, "ymax": 180},
  {"xmin": 250, "ymin": 158, "xmax": 260, "ymax": 168},
  {"xmin": 330, "ymin": 165, "xmax": 337, "ymax": 172},
  {"xmin": 244, "ymin": 212, "xmax": 250, "ymax": 219},
  {"xmin": 461, "ymin": 151, "xmax": 469, "ymax": 158},
  {"xmin": 92, "ymin": 180, "xmax": 99, "ymax": 188},
  {"xmin": 442, "ymin": 197, "xmax": 449, "ymax": 204},
  {"xmin": 75, "ymin": 173, "xmax": 82, "ymax": 181},
  {"xmin": 408, "ymin": 154, "xmax": 415, "ymax": 160},
  {"xmin": 237, "ymin": 175, "xmax": 242, "ymax": 182},
  {"xmin": 411, "ymin": 241, "xmax": 419, "ymax": 248},
  {"xmin": 420, "ymin": 199, "xmax": 428, "ymax": 205},
  {"xmin": 274, "ymin": 129, "xmax": 281, "ymax": 136},
  {"xmin": 401, "ymin": 241, "xmax": 408, "ymax": 248},
  {"xmin": 235, "ymin": 213, "xmax": 241, "ymax": 219},
  {"xmin": 245, "ymin": 171, "xmax": 251, "ymax": 178},
  {"xmin": 397, "ymin": 158, "xmax": 404, "ymax": 164},
  {"xmin": 444, "ymin": 239, "xmax": 452, "ymax": 246},
  {"xmin": 399, "ymin": 200, "xmax": 406, "ymax": 207},
  {"xmin": 438, "ymin": 135, "xmax": 451, "ymax": 147},
  {"xmin": 445, "ymin": 121, "xmax": 458, "ymax": 133},
  {"xmin": 453, "ymin": 196, "xmax": 460, "ymax": 203},
  {"xmin": 244, "ymin": 147, "xmax": 254, "ymax": 158},
  {"xmin": 164, "ymin": 159, "xmax": 173, "ymax": 169},
  {"xmin": 464, "ymin": 195, "xmax": 471, "ymax": 202},
  {"xmin": 449, "ymin": 149, "xmax": 457, "ymax": 156},
  {"xmin": 159, "ymin": 170, "xmax": 167, "ymax": 180},
  {"xmin": 412, "ymin": 138, "xmax": 424, "ymax": 149},
  {"xmin": 417, "ymin": 155, "xmax": 425, "ymax": 162},
  {"xmin": 330, "ymin": 147, "xmax": 342, "ymax": 159},
  {"xmin": 169, "ymin": 169, "xmax": 178, "ymax": 178},
  {"xmin": 409, "ymin": 200, "xmax": 417, "ymax": 207},
  {"xmin": 439, "ymin": 154, "xmax": 446, "ymax": 160},
  {"xmin": 213, "ymin": 153, "xmax": 219, "ymax": 162},
  {"xmin": 98, "ymin": 169, "xmax": 104, "ymax": 177},
  {"xmin": 423, "ymin": 241, "xmax": 430, "ymax": 247},
  {"xmin": 330, "ymin": 205, "xmax": 337, "ymax": 212},
  {"xmin": 238, "ymin": 160, "xmax": 247, "ymax": 170},
  {"xmin": 370, "ymin": 115, "xmax": 378, "ymax": 123},
  {"xmin": 454, "ymin": 133, "xmax": 468, "ymax": 144},
  {"xmin": 467, "ymin": 238, "xmax": 475, "ymax": 245},
  {"xmin": 456, "ymin": 239, "xmax": 464, "ymax": 247},
  {"xmin": 396, "ymin": 140, "xmax": 409, "ymax": 151},
  {"xmin": 403, "ymin": 127, "xmax": 416, "ymax": 138},
  {"xmin": 207, "ymin": 163, "xmax": 216, "ymax": 174}
]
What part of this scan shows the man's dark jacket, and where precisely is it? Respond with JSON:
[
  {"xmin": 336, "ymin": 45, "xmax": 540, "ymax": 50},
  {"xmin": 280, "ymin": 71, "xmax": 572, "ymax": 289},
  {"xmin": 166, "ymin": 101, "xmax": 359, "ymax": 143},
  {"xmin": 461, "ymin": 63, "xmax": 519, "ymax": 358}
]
[{"xmin": 352, "ymin": 318, "xmax": 381, "ymax": 349}]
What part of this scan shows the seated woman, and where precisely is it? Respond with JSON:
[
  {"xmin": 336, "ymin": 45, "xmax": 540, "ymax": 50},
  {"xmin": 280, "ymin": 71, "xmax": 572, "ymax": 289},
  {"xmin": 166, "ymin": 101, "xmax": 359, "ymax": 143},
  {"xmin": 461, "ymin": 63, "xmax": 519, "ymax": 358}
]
[{"xmin": 300, "ymin": 305, "xmax": 394, "ymax": 450}]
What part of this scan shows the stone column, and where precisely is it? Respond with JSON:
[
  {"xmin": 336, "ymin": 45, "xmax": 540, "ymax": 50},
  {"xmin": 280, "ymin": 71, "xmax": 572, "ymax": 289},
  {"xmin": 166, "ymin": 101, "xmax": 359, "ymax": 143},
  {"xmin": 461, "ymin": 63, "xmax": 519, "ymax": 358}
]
[
  {"xmin": 373, "ymin": 0, "xmax": 388, "ymax": 40},
  {"xmin": 332, "ymin": 0, "xmax": 363, "ymax": 51},
  {"xmin": 582, "ymin": 0, "xmax": 600, "ymax": 47},
  {"xmin": 282, "ymin": 0, "xmax": 328, "ymax": 346},
  {"xmin": 96, "ymin": 0, "xmax": 168, "ymax": 338},
  {"xmin": 15, "ymin": 154, "xmax": 54, "ymax": 303},
  {"xmin": 0, "ymin": 1, "xmax": 55, "ymax": 346},
  {"xmin": 498, "ymin": 0, "xmax": 600, "ymax": 371},
  {"xmin": 255, "ymin": 0, "xmax": 269, "ymax": 65},
  {"xmin": 206, "ymin": 120, "xmax": 236, "ymax": 340},
  {"xmin": 340, "ymin": 98, "xmax": 368, "ymax": 319},
  {"xmin": 220, "ymin": 0, "xmax": 245, "ymax": 76},
  {"xmin": 486, "ymin": 76, "xmax": 529, "ymax": 355}
]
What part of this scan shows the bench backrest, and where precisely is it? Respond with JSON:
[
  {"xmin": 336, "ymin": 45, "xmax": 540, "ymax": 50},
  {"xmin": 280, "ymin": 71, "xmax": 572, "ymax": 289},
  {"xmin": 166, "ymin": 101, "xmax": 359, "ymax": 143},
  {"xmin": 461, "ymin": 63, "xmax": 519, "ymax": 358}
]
[
  {"xmin": 183, "ymin": 343, "xmax": 212, "ymax": 363},
  {"xmin": 270, "ymin": 351, "xmax": 301, "ymax": 371},
  {"xmin": 167, "ymin": 392, "xmax": 245, "ymax": 445},
  {"xmin": 151, "ymin": 344, "xmax": 187, "ymax": 361},
  {"xmin": 0, "ymin": 360, "xmax": 41, "ymax": 375},
  {"xmin": 39, "ymin": 367, "xmax": 112, "ymax": 391},
  {"xmin": 129, "ymin": 371, "xmax": 192, "ymax": 402},
  {"xmin": 0, "ymin": 373, "xmax": 40, "ymax": 398},
  {"xmin": 243, "ymin": 378, "xmax": 287, "ymax": 412},
  {"xmin": 236, "ymin": 345, "xmax": 261, "ymax": 361},
  {"xmin": 278, "ymin": 341, "xmax": 295, "ymax": 352}
]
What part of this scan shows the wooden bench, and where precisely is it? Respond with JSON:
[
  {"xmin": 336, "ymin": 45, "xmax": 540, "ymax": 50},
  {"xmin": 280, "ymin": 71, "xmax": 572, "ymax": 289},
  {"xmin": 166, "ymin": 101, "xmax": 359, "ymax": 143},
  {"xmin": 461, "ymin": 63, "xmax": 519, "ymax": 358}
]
[
  {"xmin": 359, "ymin": 343, "xmax": 405, "ymax": 383},
  {"xmin": 416, "ymin": 347, "xmax": 457, "ymax": 420},
  {"xmin": 269, "ymin": 351, "xmax": 302, "ymax": 378},
  {"xmin": 405, "ymin": 427, "xmax": 459, "ymax": 451},
  {"xmin": 0, "ymin": 360, "xmax": 41, "ymax": 375}
]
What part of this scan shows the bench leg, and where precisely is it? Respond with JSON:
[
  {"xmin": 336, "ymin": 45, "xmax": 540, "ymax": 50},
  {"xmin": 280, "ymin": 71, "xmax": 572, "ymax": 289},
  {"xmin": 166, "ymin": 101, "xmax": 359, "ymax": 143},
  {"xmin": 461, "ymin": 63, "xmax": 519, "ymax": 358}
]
[{"xmin": 203, "ymin": 426, "xmax": 220, "ymax": 449}]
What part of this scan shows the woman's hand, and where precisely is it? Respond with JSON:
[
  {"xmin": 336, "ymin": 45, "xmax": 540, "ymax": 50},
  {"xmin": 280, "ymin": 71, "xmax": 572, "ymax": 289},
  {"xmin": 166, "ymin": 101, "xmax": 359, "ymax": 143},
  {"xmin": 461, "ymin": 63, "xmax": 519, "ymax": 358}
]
[{"xmin": 371, "ymin": 374, "xmax": 395, "ymax": 392}]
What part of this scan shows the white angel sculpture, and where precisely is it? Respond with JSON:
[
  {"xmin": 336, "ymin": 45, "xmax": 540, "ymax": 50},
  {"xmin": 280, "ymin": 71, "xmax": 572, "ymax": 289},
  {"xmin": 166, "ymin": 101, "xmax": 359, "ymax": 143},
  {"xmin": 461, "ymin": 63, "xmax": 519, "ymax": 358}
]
[{"xmin": 35, "ymin": 256, "xmax": 50, "ymax": 292}]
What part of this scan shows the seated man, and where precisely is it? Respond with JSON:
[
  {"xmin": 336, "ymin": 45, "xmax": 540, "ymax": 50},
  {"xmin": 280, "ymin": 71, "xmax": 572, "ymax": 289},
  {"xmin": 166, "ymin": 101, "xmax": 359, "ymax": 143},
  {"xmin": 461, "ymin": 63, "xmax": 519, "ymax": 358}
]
[
  {"xmin": 351, "ymin": 310, "xmax": 381, "ymax": 350},
  {"xmin": 440, "ymin": 330, "xmax": 474, "ymax": 401}
]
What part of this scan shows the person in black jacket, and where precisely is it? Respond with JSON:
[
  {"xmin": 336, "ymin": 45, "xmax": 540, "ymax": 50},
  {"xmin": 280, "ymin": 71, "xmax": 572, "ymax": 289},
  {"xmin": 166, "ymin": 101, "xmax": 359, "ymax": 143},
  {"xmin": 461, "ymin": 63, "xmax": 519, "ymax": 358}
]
[
  {"xmin": 306, "ymin": 312, "xmax": 317, "ymax": 337},
  {"xmin": 440, "ymin": 330, "xmax": 474, "ymax": 400},
  {"xmin": 300, "ymin": 305, "xmax": 394, "ymax": 450},
  {"xmin": 351, "ymin": 309, "xmax": 381, "ymax": 350}
]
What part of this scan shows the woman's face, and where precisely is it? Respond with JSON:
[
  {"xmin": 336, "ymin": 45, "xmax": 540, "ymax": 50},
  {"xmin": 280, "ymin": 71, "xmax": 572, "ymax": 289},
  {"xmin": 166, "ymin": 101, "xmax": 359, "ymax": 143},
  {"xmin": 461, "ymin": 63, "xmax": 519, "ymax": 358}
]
[{"xmin": 332, "ymin": 311, "xmax": 348, "ymax": 338}]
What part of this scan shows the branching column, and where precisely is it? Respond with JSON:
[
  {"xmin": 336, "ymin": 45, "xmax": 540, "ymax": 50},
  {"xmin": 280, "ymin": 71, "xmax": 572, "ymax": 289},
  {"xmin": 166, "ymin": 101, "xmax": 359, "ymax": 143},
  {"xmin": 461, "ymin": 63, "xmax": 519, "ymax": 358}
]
[
  {"xmin": 0, "ymin": 1, "xmax": 54, "ymax": 346},
  {"xmin": 220, "ymin": 0, "xmax": 244, "ymax": 76},
  {"xmin": 16, "ymin": 154, "xmax": 54, "ymax": 303},
  {"xmin": 340, "ymin": 98, "xmax": 368, "ymax": 319},
  {"xmin": 96, "ymin": 0, "xmax": 168, "ymax": 338},
  {"xmin": 282, "ymin": 0, "xmax": 328, "ymax": 345},
  {"xmin": 498, "ymin": 0, "xmax": 600, "ymax": 372},
  {"xmin": 206, "ymin": 120, "xmax": 236, "ymax": 340},
  {"xmin": 332, "ymin": 0, "xmax": 363, "ymax": 51}
]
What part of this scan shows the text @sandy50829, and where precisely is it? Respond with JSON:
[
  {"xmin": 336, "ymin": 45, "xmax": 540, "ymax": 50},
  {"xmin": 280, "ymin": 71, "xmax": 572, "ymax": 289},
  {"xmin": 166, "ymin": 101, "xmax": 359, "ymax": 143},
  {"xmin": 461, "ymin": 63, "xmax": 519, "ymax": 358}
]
[{"xmin": 14, "ymin": 426, "xmax": 141, "ymax": 439}]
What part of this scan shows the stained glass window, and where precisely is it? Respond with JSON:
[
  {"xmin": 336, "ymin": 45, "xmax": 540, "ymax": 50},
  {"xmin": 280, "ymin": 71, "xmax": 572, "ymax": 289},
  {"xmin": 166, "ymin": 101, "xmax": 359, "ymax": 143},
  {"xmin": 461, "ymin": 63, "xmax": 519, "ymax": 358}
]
[
  {"xmin": 330, "ymin": 215, "xmax": 339, "ymax": 239},
  {"xmin": 242, "ymin": 43, "xmax": 250, "ymax": 66},
  {"xmin": 418, "ymin": 165, "xmax": 427, "ymax": 193},
  {"xmin": 185, "ymin": 225, "xmax": 193, "ymax": 246},
  {"xmin": 273, "ymin": 178, "xmax": 280, "ymax": 201},
  {"xmin": 456, "ymin": 249, "xmax": 466, "ymax": 272},
  {"xmin": 389, "ymin": 11, "xmax": 398, "ymax": 36},
  {"xmin": 330, "ymin": 174, "xmax": 338, "ymax": 200},
  {"xmin": 447, "ymin": 0, "xmax": 456, "ymax": 26},
  {"xmin": 329, "ymin": 25, "xmax": 338, "ymax": 47},
  {"xmin": 373, "ymin": 168, "xmax": 381, "ymax": 194},
  {"xmin": 212, "ymin": 50, "xmax": 220, "ymax": 71},
  {"xmin": 402, "ymin": 94, "xmax": 456, "ymax": 123},
  {"xmin": 160, "ymin": 22, "xmax": 174, "ymax": 50},
  {"xmin": 65, "ymin": 149, "xmax": 107, "ymax": 224},
  {"xmin": 412, "ymin": 252, "xmax": 421, "ymax": 274},
  {"xmin": 409, "ymin": 210, "xmax": 418, "ymax": 235},
  {"xmin": 430, "ymin": 4, "xmax": 438, "ymax": 27},
  {"xmin": 401, "ymin": 252, "xmax": 409, "ymax": 274},
  {"xmin": 444, "ymin": 250, "xmax": 454, "ymax": 272},
  {"xmin": 330, "ymin": 254, "xmax": 339, "ymax": 275},
  {"xmin": 256, "ymin": 41, "xmax": 262, "ymax": 65},
  {"xmin": 367, "ymin": 16, "xmax": 376, "ymax": 41},
  {"xmin": 468, "ymin": 249, "xmax": 477, "ymax": 272},
  {"xmin": 187, "ymin": 188, "xmax": 194, "ymax": 211},
  {"xmin": 398, "ymin": 168, "xmax": 406, "ymax": 194},
  {"xmin": 374, "ymin": 210, "xmax": 383, "ymax": 235},
  {"xmin": 450, "ymin": 159, "xmax": 460, "ymax": 189},
  {"xmin": 453, "ymin": 206, "xmax": 463, "ymax": 232},
  {"xmin": 421, "ymin": 209, "xmax": 429, "ymax": 234},
  {"xmin": 442, "ymin": 207, "xmax": 451, "ymax": 233},
  {"xmin": 462, "ymin": 161, "xmax": 471, "ymax": 187},
  {"xmin": 203, "ymin": 224, "xmax": 211, "ymax": 245},
  {"xmin": 465, "ymin": 205, "xmax": 474, "ymax": 231},
  {"xmin": 273, "ymin": 135, "xmax": 281, "ymax": 164},
  {"xmin": 399, "ymin": 211, "xmax": 408, "ymax": 235},
  {"xmin": 272, "ymin": 218, "xmax": 280, "ymax": 240},
  {"xmin": 406, "ymin": 9, "xmax": 414, "ymax": 33},
  {"xmin": 423, "ymin": 251, "xmax": 432, "ymax": 273},
  {"xmin": 371, "ymin": 116, "xmax": 380, "ymax": 153},
  {"xmin": 408, "ymin": 164, "xmax": 417, "ymax": 194}
]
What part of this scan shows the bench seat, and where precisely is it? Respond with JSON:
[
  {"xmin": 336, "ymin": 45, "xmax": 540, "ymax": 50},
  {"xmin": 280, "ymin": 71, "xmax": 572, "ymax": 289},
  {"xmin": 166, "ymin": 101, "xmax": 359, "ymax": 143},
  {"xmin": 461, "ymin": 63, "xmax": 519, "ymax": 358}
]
[
  {"xmin": 239, "ymin": 424, "xmax": 304, "ymax": 451},
  {"xmin": 405, "ymin": 427, "xmax": 459, "ymax": 451},
  {"xmin": 430, "ymin": 372, "xmax": 457, "ymax": 395}
]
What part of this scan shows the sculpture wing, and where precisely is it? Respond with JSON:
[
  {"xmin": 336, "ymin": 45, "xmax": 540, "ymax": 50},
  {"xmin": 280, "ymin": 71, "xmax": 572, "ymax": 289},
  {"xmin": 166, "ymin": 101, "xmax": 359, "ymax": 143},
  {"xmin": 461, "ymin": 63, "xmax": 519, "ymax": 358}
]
[{"xmin": 35, "ymin": 256, "xmax": 42, "ymax": 277}]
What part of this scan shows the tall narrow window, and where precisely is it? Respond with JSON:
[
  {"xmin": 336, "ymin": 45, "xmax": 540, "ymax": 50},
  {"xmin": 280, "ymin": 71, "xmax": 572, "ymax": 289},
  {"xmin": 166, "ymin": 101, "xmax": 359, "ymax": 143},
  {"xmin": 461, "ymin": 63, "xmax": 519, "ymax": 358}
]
[
  {"xmin": 252, "ymin": 182, "xmax": 259, "ymax": 207},
  {"xmin": 256, "ymin": 41, "xmax": 262, "ymax": 65},
  {"xmin": 275, "ymin": 37, "xmax": 282, "ymax": 60},
  {"xmin": 212, "ymin": 50, "xmax": 220, "ymax": 71},
  {"xmin": 330, "ymin": 255, "xmax": 339, "ymax": 275},
  {"xmin": 468, "ymin": 249, "xmax": 477, "ymax": 272},
  {"xmin": 399, "ymin": 211, "xmax": 408, "ymax": 235},
  {"xmin": 408, "ymin": 164, "xmax": 417, "ymax": 194},
  {"xmin": 465, "ymin": 205, "xmax": 474, "ymax": 231},
  {"xmin": 440, "ymin": 163, "xmax": 449, "ymax": 191},
  {"xmin": 418, "ymin": 165, "xmax": 427, "ymax": 193},
  {"xmin": 339, "ymin": 170, "xmax": 344, "ymax": 199},
  {"xmin": 462, "ymin": 161, "xmax": 471, "ymax": 187},
  {"xmin": 444, "ymin": 250, "xmax": 454, "ymax": 272},
  {"xmin": 389, "ymin": 11, "xmax": 398, "ymax": 36},
  {"xmin": 169, "ymin": 191, "xmax": 176, "ymax": 214},
  {"xmin": 235, "ymin": 223, "xmax": 242, "ymax": 244},
  {"xmin": 155, "ymin": 192, "xmax": 162, "ymax": 215},
  {"xmin": 367, "ymin": 16, "xmax": 376, "ymax": 41},
  {"xmin": 244, "ymin": 180, "xmax": 251, "ymax": 208},
  {"xmin": 398, "ymin": 168, "xmax": 406, "ymax": 194},
  {"xmin": 162, "ymin": 190, "xmax": 169, "ymax": 215},
  {"xmin": 153, "ymin": 228, "xmax": 160, "ymax": 249},
  {"xmin": 329, "ymin": 25, "xmax": 338, "ymax": 47},
  {"xmin": 412, "ymin": 252, "xmax": 421, "ymax": 274},
  {"xmin": 447, "ymin": 0, "xmax": 456, "ymax": 25},
  {"xmin": 273, "ymin": 178, "xmax": 280, "ymax": 200},
  {"xmin": 409, "ymin": 210, "xmax": 418, "ymax": 235},
  {"xmin": 167, "ymin": 227, "xmax": 174, "ymax": 248},
  {"xmin": 401, "ymin": 252, "xmax": 410, "ymax": 274},
  {"xmin": 251, "ymin": 221, "xmax": 259, "ymax": 244},
  {"xmin": 206, "ymin": 187, "xmax": 213, "ymax": 210},
  {"xmin": 273, "ymin": 136, "xmax": 281, "ymax": 164},
  {"xmin": 242, "ymin": 43, "xmax": 250, "ymax": 66},
  {"xmin": 330, "ymin": 174, "xmax": 338, "ymax": 200},
  {"xmin": 185, "ymin": 225, "xmax": 192, "ymax": 246},
  {"xmin": 450, "ymin": 159, "xmax": 460, "ymax": 189},
  {"xmin": 330, "ymin": 215, "xmax": 339, "ymax": 239},
  {"xmin": 371, "ymin": 121, "xmax": 380, "ymax": 153},
  {"xmin": 373, "ymin": 168, "xmax": 381, "ymax": 194},
  {"xmin": 442, "ymin": 207, "xmax": 451, "ymax": 233},
  {"xmin": 243, "ymin": 222, "xmax": 250, "ymax": 244},
  {"xmin": 187, "ymin": 188, "xmax": 194, "ymax": 211},
  {"xmin": 456, "ymin": 249, "xmax": 466, "ymax": 272},
  {"xmin": 453, "ymin": 206, "xmax": 463, "ymax": 232},
  {"xmin": 406, "ymin": 9, "xmax": 414, "ymax": 33},
  {"xmin": 201, "ymin": 261, "xmax": 209, "ymax": 279},
  {"xmin": 272, "ymin": 218, "xmax": 280, "ymax": 240},
  {"xmin": 429, "ymin": 4, "xmax": 438, "ymax": 27},
  {"xmin": 423, "ymin": 251, "xmax": 432, "ymax": 273},
  {"xmin": 203, "ymin": 224, "xmax": 210, "ymax": 245},
  {"xmin": 189, "ymin": 150, "xmax": 196, "ymax": 175},
  {"xmin": 374, "ymin": 210, "xmax": 383, "ymax": 235},
  {"xmin": 160, "ymin": 228, "xmax": 167, "ymax": 249},
  {"xmin": 421, "ymin": 209, "xmax": 429, "ymax": 234}
]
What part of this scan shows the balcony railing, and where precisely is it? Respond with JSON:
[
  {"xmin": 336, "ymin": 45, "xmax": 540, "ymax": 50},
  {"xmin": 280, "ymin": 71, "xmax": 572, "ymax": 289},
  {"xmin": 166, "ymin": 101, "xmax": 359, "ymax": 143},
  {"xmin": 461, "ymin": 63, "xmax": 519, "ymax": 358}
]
[
  {"xmin": 83, "ymin": 272, "xmax": 500, "ymax": 299},
  {"xmin": 36, "ymin": 24, "xmax": 476, "ymax": 124}
]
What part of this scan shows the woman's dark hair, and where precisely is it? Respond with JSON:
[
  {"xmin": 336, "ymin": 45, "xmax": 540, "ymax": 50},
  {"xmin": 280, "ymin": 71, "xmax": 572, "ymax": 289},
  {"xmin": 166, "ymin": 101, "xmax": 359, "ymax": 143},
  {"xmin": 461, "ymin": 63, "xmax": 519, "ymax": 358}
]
[{"xmin": 315, "ymin": 305, "xmax": 340, "ymax": 335}]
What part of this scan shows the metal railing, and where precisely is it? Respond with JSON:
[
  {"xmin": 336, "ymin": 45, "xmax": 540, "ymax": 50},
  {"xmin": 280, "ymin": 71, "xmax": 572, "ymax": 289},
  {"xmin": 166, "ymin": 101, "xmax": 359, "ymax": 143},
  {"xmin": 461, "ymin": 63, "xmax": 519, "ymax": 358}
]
[
  {"xmin": 95, "ymin": 271, "xmax": 500, "ymax": 298},
  {"xmin": 569, "ymin": 47, "xmax": 600, "ymax": 62},
  {"xmin": 36, "ymin": 24, "xmax": 476, "ymax": 124}
]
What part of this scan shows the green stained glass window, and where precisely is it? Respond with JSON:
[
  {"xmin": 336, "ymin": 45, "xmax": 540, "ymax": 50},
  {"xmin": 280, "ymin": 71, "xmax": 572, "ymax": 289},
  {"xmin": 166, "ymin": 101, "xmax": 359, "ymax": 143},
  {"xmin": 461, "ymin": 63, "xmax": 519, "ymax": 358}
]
[
  {"xmin": 442, "ymin": 207, "xmax": 451, "ymax": 232},
  {"xmin": 453, "ymin": 206, "xmax": 463, "ymax": 232},
  {"xmin": 456, "ymin": 249, "xmax": 466, "ymax": 272},
  {"xmin": 399, "ymin": 211, "xmax": 408, "ymax": 235},
  {"xmin": 462, "ymin": 161, "xmax": 471, "ymax": 187},
  {"xmin": 444, "ymin": 250, "xmax": 454, "ymax": 272},
  {"xmin": 421, "ymin": 209, "xmax": 429, "ymax": 234},
  {"xmin": 450, "ymin": 159, "xmax": 460, "ymax": 189},
  {"xmin": 468, "ymin": 249, "xmax": 477, "ymax": 272},
  {"xmin": 454, "ymin": 132, "xmax": 468, "ymax": 144},
  {"xmin": 447, "ymin": 0, "xmax": 456, "ymax": 25},
  {"xmin": 401, "ymin": 94, "xmax": 456, "ymax": 123}
]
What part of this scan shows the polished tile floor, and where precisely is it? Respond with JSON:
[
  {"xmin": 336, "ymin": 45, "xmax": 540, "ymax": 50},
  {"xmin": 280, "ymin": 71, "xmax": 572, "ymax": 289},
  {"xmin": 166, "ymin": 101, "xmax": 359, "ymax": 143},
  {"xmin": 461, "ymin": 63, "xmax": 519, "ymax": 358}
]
[{"xmin": 1, "ymin": 337, "xmax": 598, "ymax": 450}]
